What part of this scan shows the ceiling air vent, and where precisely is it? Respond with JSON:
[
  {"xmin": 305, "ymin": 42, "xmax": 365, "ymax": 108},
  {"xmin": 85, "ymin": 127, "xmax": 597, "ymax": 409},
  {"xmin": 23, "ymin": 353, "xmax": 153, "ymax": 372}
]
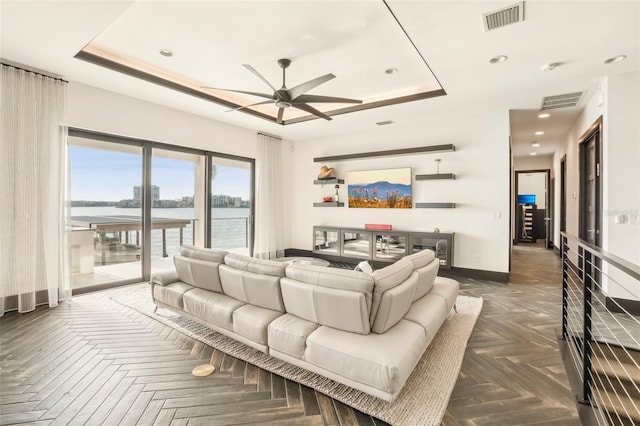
[
  {"xmin": 483, "ymin": 2, "xmax": 525, "ymax": 31},
  {"xmin": 541, "ymin": 92, "xmax": 583, "ymax": 110},
  {"xmin": 376, "ymin": 120, "xmax": 394, "ymax": 126}
]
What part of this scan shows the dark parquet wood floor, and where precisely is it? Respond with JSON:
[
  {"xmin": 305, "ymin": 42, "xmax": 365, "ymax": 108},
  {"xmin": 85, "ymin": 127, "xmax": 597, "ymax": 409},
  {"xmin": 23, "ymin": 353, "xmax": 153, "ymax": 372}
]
[{"xmin": 1, "ymin": 247, "xmax": 580, "ymax": 425}]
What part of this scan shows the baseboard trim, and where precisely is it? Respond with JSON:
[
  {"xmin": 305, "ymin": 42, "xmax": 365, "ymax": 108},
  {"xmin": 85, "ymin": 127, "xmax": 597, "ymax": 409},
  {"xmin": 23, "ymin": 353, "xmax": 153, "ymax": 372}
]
[
  {"xmin": 284, "ymin": 248, "xmax": 510, "ymax": 282},
  {"xmin": 554, "ymin": 245, "xmax": 561, "ymax": 256},
  {"xmin": 605, "ymin": 296, "xmax": 640, "ymax": 316}
]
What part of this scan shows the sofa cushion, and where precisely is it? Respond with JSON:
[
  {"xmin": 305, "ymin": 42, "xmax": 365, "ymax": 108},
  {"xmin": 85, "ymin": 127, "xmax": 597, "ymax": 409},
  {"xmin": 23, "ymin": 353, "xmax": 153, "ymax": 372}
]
[
  {"xmin": 370, "ymin": 259, "xmax": 413, "ymax": 324},
  {"xmin": 173, "ymin": 255, "xmax": 224, "ymax": 293},
  {"xmin": 219, "ymin": 265, "xmax": 285, "ymax": 312},
  {"xmin": 153, "ymin": 282, "xmax": 194, "ymax": 310},
  {"xmin": 430, "ymin": 277, "xmax": 460, "ymax": 311},
  {"xmin": 281, "ymin": 264, "xmax": 374, "ymax": 335},
  {"xmin": 404, "ymin": 250, "xmax": 436, "ymax": 270},
  {"xmin": 305, "ymin": 320, "xmax": 427, "ymax": 394},
  {"xmin": 404, "ymin": 293, "xmax": 449, "ymax": 342},
  {"xmin": 182, "ymin": 288, "xmax": 245, "ymax": 331},
  {"xmin": 232, "ymin": 304, "xmax": 282, "ymax": 345},
  {"xmin": 268, "ymin": 314, "xmax": 319, "ymax": 358},
  {"xmin": 180, "ymin": 245, "xmax": 228, "ymax": 263},
  {"xmin": 371, "ymin": 272, "xmax": 418, "ymax": 334},
  {"xmin": 412, "ymin": 259, "xmax": 440, "ymax": 302},
  {"xmin": 224, "ymin": 253, "xmax": 286, "ymax": 277}
]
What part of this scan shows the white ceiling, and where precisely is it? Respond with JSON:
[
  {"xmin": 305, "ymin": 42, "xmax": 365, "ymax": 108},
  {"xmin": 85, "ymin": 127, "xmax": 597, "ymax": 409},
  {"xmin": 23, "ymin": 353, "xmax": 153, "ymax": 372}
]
[{"xmin": 1, "ymin": 0, "xmax": 639, "ymax": 155}]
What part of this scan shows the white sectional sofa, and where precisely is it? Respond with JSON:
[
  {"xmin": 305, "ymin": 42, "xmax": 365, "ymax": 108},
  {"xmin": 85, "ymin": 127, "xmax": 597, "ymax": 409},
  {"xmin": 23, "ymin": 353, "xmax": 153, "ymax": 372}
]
[{"xmin": 150, "ymin": 246, "xmax": 459, "ymax": 402}]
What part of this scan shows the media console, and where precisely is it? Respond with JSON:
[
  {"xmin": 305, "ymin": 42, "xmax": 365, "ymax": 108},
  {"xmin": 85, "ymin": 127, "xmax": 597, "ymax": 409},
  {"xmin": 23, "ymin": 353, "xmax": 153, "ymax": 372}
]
[{"xmin": 312, "ymin": 226, "xmax": 454, "ymax": 269}]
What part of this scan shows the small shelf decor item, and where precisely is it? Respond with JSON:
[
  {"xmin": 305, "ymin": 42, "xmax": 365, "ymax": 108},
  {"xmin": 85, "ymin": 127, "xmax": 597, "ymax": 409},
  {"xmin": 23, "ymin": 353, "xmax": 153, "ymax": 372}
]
[
  {"xmin": 334, "ymin": 184, "xmax": 340, "ymax": 202},
  {"xmin": 317, "ymin": 165, "xmax": 335, "ymax": 180},
  {"xmin": 365, "ymin": 224, "xmax": 393, "ymax": 230},
  {"xmin": 435, "ymin": 158, "xmax": 441, "ymax": 174},
  {"xmin": 323, "ymin": 196, "xmax": 334, "ymax": 202}
]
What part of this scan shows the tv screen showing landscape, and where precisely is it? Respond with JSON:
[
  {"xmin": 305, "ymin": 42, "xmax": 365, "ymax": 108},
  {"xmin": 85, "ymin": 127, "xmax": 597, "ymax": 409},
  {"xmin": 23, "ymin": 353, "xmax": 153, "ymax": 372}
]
[{"xmin": 347, "ymin": 168, "xmax": 412, "ymax": 208}]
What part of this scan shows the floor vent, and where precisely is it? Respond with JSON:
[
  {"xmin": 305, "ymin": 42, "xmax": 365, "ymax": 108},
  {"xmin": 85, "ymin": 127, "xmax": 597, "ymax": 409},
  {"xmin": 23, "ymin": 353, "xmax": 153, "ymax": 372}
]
[
  {"xmin": 541, "ymin": 92, "xmax": 583, "ymax": 110},
  {"xmin": 483, "ymin": 2, "xmax": 525, "ymax": 31}
]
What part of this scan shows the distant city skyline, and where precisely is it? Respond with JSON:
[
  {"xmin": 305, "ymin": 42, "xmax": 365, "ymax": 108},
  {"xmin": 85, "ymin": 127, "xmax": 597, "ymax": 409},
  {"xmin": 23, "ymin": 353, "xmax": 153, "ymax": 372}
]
[{"xmin": 69, "ymin": 146, "xmax": 251, "ymax": 201}]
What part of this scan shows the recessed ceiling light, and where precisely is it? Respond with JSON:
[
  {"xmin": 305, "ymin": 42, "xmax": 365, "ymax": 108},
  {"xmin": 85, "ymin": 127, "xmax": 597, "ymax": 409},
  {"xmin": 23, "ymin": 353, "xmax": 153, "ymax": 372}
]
[
  {"xmin": 530, "ymin": 152, "xmax": 537, "ymax": 156},
  {"xmin": 604, "ymin": 55, "xmax": 627, "ymax": 64},
  {"xmin": 159, "ymin": 49, "xmax": 173, "ymax": 57},
  {"xmin": 535, "ymin": 131, "xmax": 544, "ymax": 135},
  {"xmin": 489, "ymin": 55, "xmax": 508, "ymax": 64},
  {"xmin": 541, "ymin": 62, "xmax": 562, "ymax": 72},
  {"xmin": 531, "ymin": 142, "xmax": 540, "ymax": 147},
  {"xmin": 538, "ymin": 113, "xmax": 550, "ymax": 118},
  {"xmin": 385, "ymin": 68, "xmax": 398, "ymax": 75}
]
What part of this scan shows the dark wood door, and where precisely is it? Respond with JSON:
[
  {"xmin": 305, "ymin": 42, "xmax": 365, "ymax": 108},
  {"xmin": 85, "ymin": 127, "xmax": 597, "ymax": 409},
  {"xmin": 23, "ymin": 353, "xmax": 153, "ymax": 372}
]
[{"xmin": 580, "ymin": 131, "xmax": 601, "ymax": 246}]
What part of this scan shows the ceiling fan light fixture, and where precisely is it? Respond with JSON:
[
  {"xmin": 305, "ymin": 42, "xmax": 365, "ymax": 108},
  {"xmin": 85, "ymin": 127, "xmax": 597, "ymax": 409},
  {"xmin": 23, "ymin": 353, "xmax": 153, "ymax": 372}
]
[
  {"xmin": 159, "ymin": 49, "xmax": 173, "ymax": 57},
  {"xmin": 275, "ymin": 101, "xmax": 291, "ymax": 109},
  {"xmin": 604, "ymin": 55, "xmax": 627, "ymax": 64}
]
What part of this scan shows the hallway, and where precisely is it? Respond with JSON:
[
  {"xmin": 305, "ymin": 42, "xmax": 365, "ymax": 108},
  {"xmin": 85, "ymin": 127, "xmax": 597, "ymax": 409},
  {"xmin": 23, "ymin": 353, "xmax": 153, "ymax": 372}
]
[{"xmin": 510, "ymin": 240, "xmax": 562, "ymax": 284}]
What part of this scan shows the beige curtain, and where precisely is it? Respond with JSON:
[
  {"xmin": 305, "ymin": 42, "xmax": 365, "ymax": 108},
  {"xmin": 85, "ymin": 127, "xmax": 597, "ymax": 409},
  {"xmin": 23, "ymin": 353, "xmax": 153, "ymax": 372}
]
[
  {"xmin": 0, "ymin": 63, "xmax": 70, "ymax": 315},
  {"xmin": 253, "ymin": 133, "xmax": 285, "ymax": 259}
]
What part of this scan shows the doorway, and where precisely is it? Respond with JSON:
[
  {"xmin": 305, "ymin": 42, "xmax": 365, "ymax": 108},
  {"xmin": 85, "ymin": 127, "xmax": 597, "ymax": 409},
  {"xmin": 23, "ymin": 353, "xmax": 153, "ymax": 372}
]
[
  {"xmin": 514, "ymin": 169, "xmax": 551, "ymax": 246},
  {"xmin": 579, "ymin": 124, "xmax": 602, "ymax": 247}
]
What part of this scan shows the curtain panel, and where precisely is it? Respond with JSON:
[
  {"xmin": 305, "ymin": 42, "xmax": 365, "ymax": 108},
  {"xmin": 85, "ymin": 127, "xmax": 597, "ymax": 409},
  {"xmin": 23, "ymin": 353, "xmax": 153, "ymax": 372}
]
[
  {"xmin": 253, "ymin": 133, "xmax": 285, "ymax": 259},
  {"xmin": 0, "ymin": 64, "xmax": 70, "ymax": 316}
]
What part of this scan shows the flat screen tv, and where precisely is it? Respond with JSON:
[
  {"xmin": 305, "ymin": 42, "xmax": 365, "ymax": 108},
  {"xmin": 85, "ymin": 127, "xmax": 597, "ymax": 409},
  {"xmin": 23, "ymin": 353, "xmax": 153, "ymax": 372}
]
[
  {"xmin": 347, "ymin": 167, "xmax": 412, "ymax": 208},
  {"xmin": 518, "ymin": 194, "xmax": 536, "ymax": 204}
]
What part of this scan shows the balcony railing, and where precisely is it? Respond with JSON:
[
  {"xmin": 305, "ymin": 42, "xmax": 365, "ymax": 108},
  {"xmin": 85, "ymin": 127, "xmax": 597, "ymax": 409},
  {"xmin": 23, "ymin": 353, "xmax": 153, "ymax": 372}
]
[{"xmin": 560, "ymin": 232, "xmax": 640, "ymax": 425}]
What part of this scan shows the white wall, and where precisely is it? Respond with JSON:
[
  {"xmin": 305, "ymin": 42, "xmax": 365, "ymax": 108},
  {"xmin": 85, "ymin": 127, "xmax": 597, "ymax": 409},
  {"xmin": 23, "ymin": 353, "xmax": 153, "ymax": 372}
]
[
  {"xmin": 514, "ymin": 155, "xmax": 553, "ymax": 172},
  {"xmin": 517, "ymin": 172, "xmax": 546, "ymax": 209},
  {"xmin": 289, "ymin": 108, "xmax": 511, "ymax": 273},
  {"xmin": 552, "ymin": 71, "xmax": 640, "ymax": 301}
]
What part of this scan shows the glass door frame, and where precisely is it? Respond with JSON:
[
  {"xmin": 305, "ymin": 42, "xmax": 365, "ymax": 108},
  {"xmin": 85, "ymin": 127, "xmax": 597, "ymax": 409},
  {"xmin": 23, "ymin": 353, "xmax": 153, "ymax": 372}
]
[
  {"xmin": 68, "ymin": 127, "xmax": 255, "ymax": 289},
  {"xmin": 205, "ymin": 153, "xmax": 256, "ymax": 256}
]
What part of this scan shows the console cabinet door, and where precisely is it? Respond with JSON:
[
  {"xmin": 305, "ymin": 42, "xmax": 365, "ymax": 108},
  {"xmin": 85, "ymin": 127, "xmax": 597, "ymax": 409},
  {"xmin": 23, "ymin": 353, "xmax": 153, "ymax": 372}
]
[
  {"xmin": 313, "ymin": 227, "xmax": 341, "ymax": 256},
  {"xmin": 340, "ymin": 229, "xmax": 372, "ymax": 260},
  {"xmin": 409, "ymin": 233, "xmax": 454, "ymax": 269},
  {"xmin": 372, "ymin": 232, "xmax": 408, "ymax": 262}
]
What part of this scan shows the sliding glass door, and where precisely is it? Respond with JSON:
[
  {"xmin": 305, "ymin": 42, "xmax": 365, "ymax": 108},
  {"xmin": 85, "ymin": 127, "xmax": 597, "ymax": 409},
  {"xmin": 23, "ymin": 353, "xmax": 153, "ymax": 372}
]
[
  {"xmin": 68, "ymin": 136, "xmax": 144, "ymax": 289},
  {"xmin": 67, "ymin": 129, "xmax": 255, "ymax": 292},
  {"xmin": 210, "ymin": 156, "xmax": 254, "ymax": 255}
]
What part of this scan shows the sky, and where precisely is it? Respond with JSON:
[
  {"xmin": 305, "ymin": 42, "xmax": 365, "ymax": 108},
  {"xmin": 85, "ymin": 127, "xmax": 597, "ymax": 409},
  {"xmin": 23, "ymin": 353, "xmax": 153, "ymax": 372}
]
[
  {"xmin": 347, "ymin": 167, "xmax": 412, "ymax": 185},
  {"xmin": 69, "ymin": 146, "xmax": 250, "ymax": 201}
]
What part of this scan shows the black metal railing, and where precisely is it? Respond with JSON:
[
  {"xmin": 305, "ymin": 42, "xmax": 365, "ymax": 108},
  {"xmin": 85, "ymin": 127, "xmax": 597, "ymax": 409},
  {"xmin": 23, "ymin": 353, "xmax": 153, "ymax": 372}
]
[{"xmin": 561, "ymin": 232, "xmax": 640, "ymax": 425}]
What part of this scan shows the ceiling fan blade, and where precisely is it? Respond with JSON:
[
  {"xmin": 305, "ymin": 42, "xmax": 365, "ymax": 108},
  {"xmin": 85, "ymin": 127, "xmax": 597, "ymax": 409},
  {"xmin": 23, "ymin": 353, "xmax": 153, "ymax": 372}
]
[
  {"xmin": 243, "ymin": 64, "xmax": 278, "ymax": 92},
  {"xmin": 201, "ymin": 87, "xmax": 275, "ymax": 100},
  {"xmin": 276, "ymin": 107, "xmax": 284, "ymax": 124},
  {"xmin": 293, "ymin": 103, "xmax": 332, "ymax": 121},
  {"xmin": 293, "ymin": 94, "xmax": 362, "ymax": 104},
  {"xmin": 287, "ymin": 73, "xmax": 336, "ymax": 100},
  {"xmin": 226, "ymin": 100, "xmax": 273, "ymax": 113}
]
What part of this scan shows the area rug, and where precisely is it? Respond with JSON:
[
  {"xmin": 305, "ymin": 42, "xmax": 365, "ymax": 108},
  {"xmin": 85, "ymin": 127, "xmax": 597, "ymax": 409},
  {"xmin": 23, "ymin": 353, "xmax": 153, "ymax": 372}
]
[{"xmin": 111, "ymin": 284, "xmax": 482, "ymax": 425}]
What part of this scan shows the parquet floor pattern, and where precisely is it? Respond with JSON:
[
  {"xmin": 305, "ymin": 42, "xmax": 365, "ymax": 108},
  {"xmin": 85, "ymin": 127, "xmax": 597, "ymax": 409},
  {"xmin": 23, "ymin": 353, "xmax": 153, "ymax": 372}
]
[{"xmin": 1, "ymin": 247, "xmax": 580, "ymax": 425}]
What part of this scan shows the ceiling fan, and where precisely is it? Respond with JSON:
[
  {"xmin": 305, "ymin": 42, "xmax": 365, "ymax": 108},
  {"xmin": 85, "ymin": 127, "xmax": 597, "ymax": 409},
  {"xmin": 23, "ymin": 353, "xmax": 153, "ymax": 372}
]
[{"xmin": 202, "ymin": 58, "xmax": 362, "ymax": 124}]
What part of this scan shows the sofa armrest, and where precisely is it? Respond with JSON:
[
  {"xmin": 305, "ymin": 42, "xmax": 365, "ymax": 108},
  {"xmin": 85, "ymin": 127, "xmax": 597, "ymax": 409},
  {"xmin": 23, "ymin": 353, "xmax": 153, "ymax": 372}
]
[{"xmin": 150, "ymin": 270, "xmax": 179, "ymax": 286}]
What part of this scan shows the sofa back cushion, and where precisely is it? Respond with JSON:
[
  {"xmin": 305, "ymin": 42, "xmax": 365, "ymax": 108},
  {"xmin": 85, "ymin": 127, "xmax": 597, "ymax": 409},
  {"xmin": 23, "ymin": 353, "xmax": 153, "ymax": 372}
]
[
  {"xmin": 224, "ymin": 253, "xmax": 286, "ymax": 277},
  {"xmin": 282, "ymin": 264, "xmax": 374, "ymax": 334},
  {"xmin": 369, "ymin": 259, "xmax": 416, "ymax": 333},
  {"xmin": 218, "ymin": 254, "xmax": 285, "ymax": 312},
  {"xmin": 173, "ymin": 255, "xmax": 224, "ymax": 293},
  {"xmin": 411, "ymin": 258, "xmax": 440, "ymax": 302},
  {"xmin": 180, "ymin": 245, "xmax": 228, "ymax": 263},
  {"xmin": 404, "ymin": 250, "xmax": 435, "ymax": 270}
]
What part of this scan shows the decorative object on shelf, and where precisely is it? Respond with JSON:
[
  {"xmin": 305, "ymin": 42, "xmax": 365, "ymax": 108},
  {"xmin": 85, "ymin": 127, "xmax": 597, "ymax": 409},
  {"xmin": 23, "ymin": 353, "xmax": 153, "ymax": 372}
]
[
  {"xmin": 435, "ymin": 158, "xmax": 441, "ymax": 174},
  {"xmin": 323, "ymin": 196, "xmax": 334, "ymax": 202},
  {"xmin": 433, "ymin": 227, "xmax": 440, "ymax": 233},
  {"xmin": 364, "ymin": 224, "xmax": 393, "ymax": 230},
  {"xmin": 334, "ymin": 184, "xmax": 340, "ymax": 202},
  {"xmin": 318, "ymin": 165, "xmax": 335, "ymax": 180}
]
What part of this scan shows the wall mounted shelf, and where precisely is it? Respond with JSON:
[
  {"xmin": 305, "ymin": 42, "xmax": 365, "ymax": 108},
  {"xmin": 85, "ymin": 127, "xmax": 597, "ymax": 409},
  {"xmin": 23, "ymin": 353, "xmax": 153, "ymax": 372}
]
[
  {"xmin": 314, "ymin": 144, "xmax": 455, "ymax": 163},
  {"xmin": 415, "ymin": 203, "xmax": 456, "ymax": 208},
  {"xmin": 313, "ymin": 202, "xmax": 344, "ymax": 207},
  {"xmin": 415, "ymin": 173, "xmax": 456, "ymax": 180},
  {"xmin": 313, "ymin": 178, "xmax": 344, "ymax": 185}
]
